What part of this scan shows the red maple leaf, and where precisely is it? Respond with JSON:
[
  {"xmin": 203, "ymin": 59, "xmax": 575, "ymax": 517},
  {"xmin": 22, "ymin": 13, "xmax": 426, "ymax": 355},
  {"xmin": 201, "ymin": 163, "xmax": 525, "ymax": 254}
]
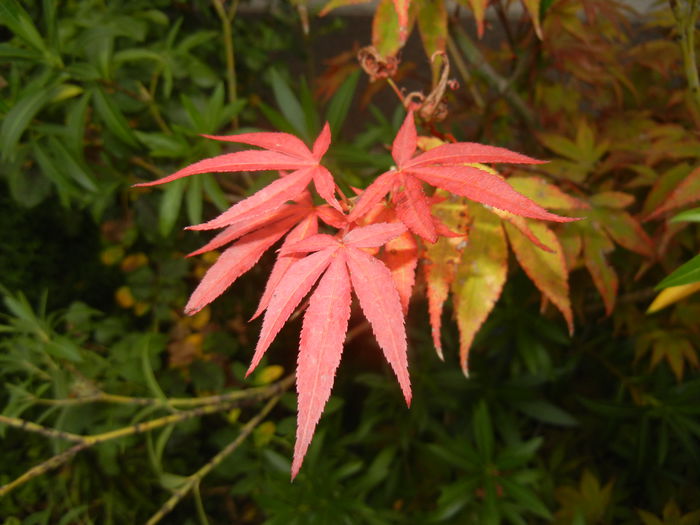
[
  {"xmin": 247, "ymin": 222, "xmax": 411, "ymax": 478},
  {"xmin": 348, "ymin": 111, "xmax": 577, "ymax": 241},
  {"xmin": 135, "ymin": 124, "xmax": 341, "ymax": 228}
]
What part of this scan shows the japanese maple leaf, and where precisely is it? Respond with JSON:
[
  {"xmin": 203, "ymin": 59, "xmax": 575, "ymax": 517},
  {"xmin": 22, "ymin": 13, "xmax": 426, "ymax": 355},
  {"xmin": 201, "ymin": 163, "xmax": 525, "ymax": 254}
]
[
  {"xmin": 247, "ymin": 222, "xmax": 411, "ymax": 478},
  {"xmin": 348, "ymin": 111, "xmax": 576, "ymax": 241},
  {"xmin": 134, "ymin": 123, "xmax": 341, "ymax": 229},
  {"xmin": 183, "ymin": 192, "xmax": 345, "ymax": 315}
]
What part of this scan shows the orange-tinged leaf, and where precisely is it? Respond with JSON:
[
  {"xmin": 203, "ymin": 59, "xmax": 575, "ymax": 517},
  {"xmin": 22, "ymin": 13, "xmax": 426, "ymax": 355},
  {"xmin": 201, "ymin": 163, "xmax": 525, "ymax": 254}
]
[
  {"xmin": 373, "ymin": 0, "xmax": 409, "ymax": 58},
  {"xmin": 425, "ymin": 192, "xmax": 470, "ymax": 357},
  {"xmin": 559, "ymin": 227, "xmax": 583, "ymax": 272},
  {"xmin": 508, "ymin": 176, "xmax": 588, "ymax": 210},
  {"xmin": 383, "ymin": 231, "xmax": 418, "ymax": 314},
  {"xmin": 593, "ymin": 208, "xmax": 654, "ymax": 258},
  {"xmin": 185, "ymin": 215, "xmax": 299, "ymax": 315},
  {"xmin": 492, "ymin": 209, "xmax": 554, "ymax": 252},
  {"xmin": 346, "ymin": 246, "xmax": 411, "ymax": 404},
  {"xmin": 292, "ymin": 254, "xmax": 352, "ymax": 478},
  {"xmin": 318, "ymin": 0, "xmax": 372, "ymax": 16},
  {"xmin": 452, "ymin": 205, "xmax": 508, "ymax": 374},
  {"xmin": 650, "ymin": 337, "xmax": 698, "ymax": 381},
  {"xmin": 504, "ymin": 220, "xmax": 573, "ymax": 334},
  {"xmin": 459, "ymin": 0, "xmax": 489, "ymax": 37},
  {"xmin": 589, "ymin": 191, "xmax": 635, "ymax": 209},
  {"xmin": 646, "ymin": 165, "xmax": 700, "ymax": 221},
  {"xmin": 392, "ymin": 0, "xmax": 411, "ymax": 45},
  {"xmin": 521, "ymin": 0, "xmax": 542, "ymax": 39},
  {"xmin": 417, "ymin": 0, "xmax": 448, "ymax": 71},
  {"xmin": 582, "ymin": 225, "xmax": 618, "ymax": 316},
  {"xmin": 641, "ymin": 163, "xmax": 692, "ymax": 218}
]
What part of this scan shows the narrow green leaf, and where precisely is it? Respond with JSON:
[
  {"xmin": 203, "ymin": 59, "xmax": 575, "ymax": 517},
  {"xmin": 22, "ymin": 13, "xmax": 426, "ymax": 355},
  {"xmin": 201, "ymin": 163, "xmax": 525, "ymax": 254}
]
[
  {"xmin": 0, "ymin": 0, "xmax": 48, "ymax": 55},
  {"xmin": 159, "ymin": 178, "xmax": 186, "ymax": 236},
  {"xmin": 512, "ymin": 399, "xmax": 579, "ymax": 426},
  {"xmin": 500, "ymin": 478, "xmax": 552, "ymax": 519},
  {"xmin": 670, "ymin": 207, "xmax": 700, "ymax": 223},
  {"xmin": 326, "ymin": 69, "xmax": 360, "ymax": 137},
  {"xmin": 92, "ymin": 86, "xmax": 139, "ymax": 147},
  {"xmin": 202, "ymin": 174, "xmax": 229, "ymax": 211},
  {"xmin": 186, "ymin": 175, "xmax": 203, "ymax": 225},
  {"xmin": 473, "ymin": 400, "xmax": 494, "ymax": 460},
  {"xmin": 140, "ymin": 335, "xmax": 169, "ymax": 404},
  {"xmin": 268, "ymin": 68, "xmax": 308, "ymax": 140},
  {"xmin": 657, "ymin": 254, "xmax": 700, "ymax": 288},
  {"xmin": 0, "ymin": 84, "xmax": 56, "ymax": 161},
  {"xmin": 32, "ymin": 140, "xmax": 80, "ymax": 206},
  {"xmin": 48, "ymin": 136, "xmax": 97, "ymax": 192}
]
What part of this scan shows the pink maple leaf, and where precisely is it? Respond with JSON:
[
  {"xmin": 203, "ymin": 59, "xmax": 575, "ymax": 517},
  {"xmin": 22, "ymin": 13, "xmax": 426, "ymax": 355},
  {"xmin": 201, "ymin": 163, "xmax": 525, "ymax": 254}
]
[
  {"xmin": 348, "ymin": 111, "xmax": 577, "ymax": 241},
  {"xmin": 247, "ymin": 222, "xmax": 411, "ymax": 478}
]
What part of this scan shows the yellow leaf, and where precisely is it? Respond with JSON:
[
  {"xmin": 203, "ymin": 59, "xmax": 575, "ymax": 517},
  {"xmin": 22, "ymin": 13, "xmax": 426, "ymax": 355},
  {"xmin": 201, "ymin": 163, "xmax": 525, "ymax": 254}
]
[
  {"xmin": 253, "ymin": 364, "xmax": 285, "ymax": 385},
  {"xmin": 520, "ymin": 0, "xmax": 542, "ymax": 39},
  {"xmin": 452, "ymin": 204, "xmax": 507, "ymax": 375},
  {"xmin": 647, "ymin": 282, "xmax": 700, "ymax": 314},
  {"xmin": 504, "ymin": 219, "xmax": 573, "ymax": 334}
]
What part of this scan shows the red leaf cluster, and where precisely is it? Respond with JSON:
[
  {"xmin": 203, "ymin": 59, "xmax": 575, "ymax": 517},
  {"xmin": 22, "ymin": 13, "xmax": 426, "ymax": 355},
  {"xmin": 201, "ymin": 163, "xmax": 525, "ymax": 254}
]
[{"xmin": 136, "ymin": 112, "xmax": 574, "ymax": 477}]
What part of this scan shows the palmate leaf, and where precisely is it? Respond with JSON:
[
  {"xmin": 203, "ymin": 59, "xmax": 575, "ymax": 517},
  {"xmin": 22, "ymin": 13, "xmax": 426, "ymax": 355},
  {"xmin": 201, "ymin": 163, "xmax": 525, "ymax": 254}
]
[
  {"xmin": 246, "ymin": 222, "xmax": 409, "ymax": 477},
  {"xmin": 452, "ymin": 204, "xmax": 508, "ymax": 374},
  {"xmin": 424, "ymin": 192, "xmax": 470, "ymax": 358},
  {"xmin": 646, "ymin": 165, "xmax": 700, "ymax": 221},
  {"xmin": 582, "ymin": 224, "xmax": 618, "ymax": 316},
  {"xmin": 504, "ymin": 219, "xmax": 573, "ymax": 334},
  {"xmin": 349, "ymin": 112, "xmax": 576, "ymax": 241}
]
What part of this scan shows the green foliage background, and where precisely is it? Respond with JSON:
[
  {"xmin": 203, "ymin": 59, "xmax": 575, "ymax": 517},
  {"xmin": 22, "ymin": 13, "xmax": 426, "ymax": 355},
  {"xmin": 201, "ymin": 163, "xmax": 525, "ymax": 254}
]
[{"xmin": 1, "ymin": 0, "xmax": 700, "ymax": 523}]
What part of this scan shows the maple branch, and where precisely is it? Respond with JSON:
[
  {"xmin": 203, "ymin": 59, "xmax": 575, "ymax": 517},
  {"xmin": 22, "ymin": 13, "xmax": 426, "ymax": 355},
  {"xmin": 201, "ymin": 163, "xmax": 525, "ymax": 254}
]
[
  {"xmin": 451, "ymin": 25, "xmax": 536, "ymax": 128},
  {"xmin": 145, "ymin": 394, "xmax": 283, "ymax": 525},
  {"xmin": 447, "ymin": 35, "xmax": 485, "ymax": 109}
]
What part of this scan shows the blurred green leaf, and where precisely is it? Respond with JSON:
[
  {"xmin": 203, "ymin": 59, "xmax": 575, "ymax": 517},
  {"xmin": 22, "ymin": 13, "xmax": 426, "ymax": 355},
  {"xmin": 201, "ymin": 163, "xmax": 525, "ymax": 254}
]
[
  {"xmin": 326, "ymin": 69, "xmax": 360, "ymax": 137},
  {"xmin": 657, "ymin": 254, "xmax": 700, "ymax": 288},
  {"xmin": 92, "ymin": 85, "xmax": 140, "ymax": 147}
]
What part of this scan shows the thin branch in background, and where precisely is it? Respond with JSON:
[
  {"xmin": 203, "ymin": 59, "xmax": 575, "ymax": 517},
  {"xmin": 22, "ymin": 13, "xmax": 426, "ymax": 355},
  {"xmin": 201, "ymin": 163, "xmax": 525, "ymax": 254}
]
[
  {"xmin": 0, "ymin": 375, "xmax": 295, "ymax": 498},
  {"xmin": 145, "ymin": 394, "xmax": 283, "ymax": 525},
  {"xmin": 212, "ymin": 0, "xmax": 240, "ymax": 128},
  {"xmin": 29, "ymin": 375, "xmax": 295, "ymax": 409},
  {"xmin": 670, "ymin": 0, "xmax": 700, "ymax": 117},
  {"xmin": 0, "ymin": 415, "xmax": 84, "ymax": 443},
  {"xmin": 446, "ymin": 35, "xmax": 485, "ymax": 110},
  {"xmin": 450, "ymin": 25, "xmax": 536, "ymax": 128}
]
